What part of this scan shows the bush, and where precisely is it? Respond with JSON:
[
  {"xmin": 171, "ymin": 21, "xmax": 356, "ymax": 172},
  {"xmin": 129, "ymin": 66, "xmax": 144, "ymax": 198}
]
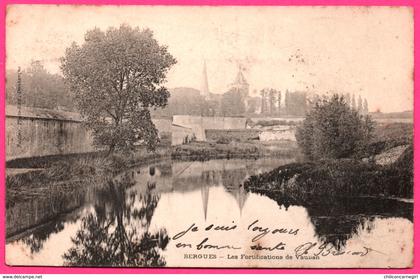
[{"xmin": 296, "ymin": 94, "xmax": 374, "ymax": 160}]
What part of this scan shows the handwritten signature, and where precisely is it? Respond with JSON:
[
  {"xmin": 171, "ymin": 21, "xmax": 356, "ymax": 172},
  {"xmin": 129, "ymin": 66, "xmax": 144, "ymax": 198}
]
[{"xmin": 294, "ymin": 242, "xmax": 385, "ymax": 258}]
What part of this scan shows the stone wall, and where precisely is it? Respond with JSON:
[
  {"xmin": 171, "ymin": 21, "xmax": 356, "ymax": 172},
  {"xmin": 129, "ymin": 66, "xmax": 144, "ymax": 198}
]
[
  {"xmin": 172, "ymin": 115, "xmax": 247, "ymax": 141},
  {"xmin": 172, "ymin": 124, "xmax": 195, "ymax": 146},
  {"xmin": 6, "ymin": 106, "xmax": 95, "ymax": 160},
  {"xmin": 6, "ymin": 105, "xmax": 172, "ymax": 160},
  {"xmin": 259, "ymin": 129, "xmax": 296, "ymax": 141}
]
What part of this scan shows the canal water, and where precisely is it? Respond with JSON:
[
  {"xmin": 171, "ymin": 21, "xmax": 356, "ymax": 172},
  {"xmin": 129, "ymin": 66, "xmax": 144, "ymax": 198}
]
[{"xmin": 6, "ymin": 158, "xmax": 413, "ymax": 268}]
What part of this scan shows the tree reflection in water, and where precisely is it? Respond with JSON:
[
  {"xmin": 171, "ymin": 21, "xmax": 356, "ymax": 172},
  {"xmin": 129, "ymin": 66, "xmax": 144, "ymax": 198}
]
[
  {"xmin": 22, "ymin": 219, "xmax": 66, "ymax": 254},
  {"xmin": 251, "ymin": 190, "xmax": 413, "ymax": 250},
  {"xmin": 63, "ymin": 176, "xmax": 169, "ymax": 267}
]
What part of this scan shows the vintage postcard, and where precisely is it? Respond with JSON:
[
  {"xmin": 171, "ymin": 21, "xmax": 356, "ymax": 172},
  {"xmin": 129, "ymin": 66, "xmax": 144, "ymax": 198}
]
[{"xmin": 4, "ymin": 5, "xmax": 414, "ymax": 268}]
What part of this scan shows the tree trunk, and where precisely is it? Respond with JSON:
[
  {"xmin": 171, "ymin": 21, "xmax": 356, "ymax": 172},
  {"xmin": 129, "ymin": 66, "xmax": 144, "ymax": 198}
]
[{"xmin": 106, "ymin": 144, "xmax": 115, "ymax": 157}]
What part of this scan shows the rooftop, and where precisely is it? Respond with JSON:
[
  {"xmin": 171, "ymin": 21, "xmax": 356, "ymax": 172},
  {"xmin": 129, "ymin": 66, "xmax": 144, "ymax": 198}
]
[{"xmin": 232, "ymin": 70, "xmax": 248, "ymax": 86}]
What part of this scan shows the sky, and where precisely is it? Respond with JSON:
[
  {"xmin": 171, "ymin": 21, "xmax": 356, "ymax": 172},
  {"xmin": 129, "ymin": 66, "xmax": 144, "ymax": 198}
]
[{"xmin": 6, "ymin": 5, "xmax": 414, "ymax": 112}]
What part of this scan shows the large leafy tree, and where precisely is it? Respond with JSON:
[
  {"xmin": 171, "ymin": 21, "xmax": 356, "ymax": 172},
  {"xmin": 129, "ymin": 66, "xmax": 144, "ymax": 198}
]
[
  {"xmin": 296, "ymin": 94, "xmax": 374, "ymax": 160},
  {"xmin": 61, "ymin": 24, "xmax": 176, "ymax": 153}
]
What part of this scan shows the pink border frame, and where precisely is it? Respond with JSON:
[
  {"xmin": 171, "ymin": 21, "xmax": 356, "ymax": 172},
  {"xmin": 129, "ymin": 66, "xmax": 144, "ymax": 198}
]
[{"xmin": 0, "ymin": 0, "xmax": 418, "ymax": 274}]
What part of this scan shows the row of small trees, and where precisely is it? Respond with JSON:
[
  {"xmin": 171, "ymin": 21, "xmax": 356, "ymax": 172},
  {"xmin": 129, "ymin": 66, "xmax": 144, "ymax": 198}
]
[{"xmin": 260, "ymin": 89, "xmax": 307, "ymax": 116}]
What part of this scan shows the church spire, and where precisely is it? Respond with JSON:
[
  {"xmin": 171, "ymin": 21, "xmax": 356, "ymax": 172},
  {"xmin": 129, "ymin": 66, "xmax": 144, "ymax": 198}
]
[{"xmin": 201, "ymin": 60, "xmax": 209, "ymax": 99}]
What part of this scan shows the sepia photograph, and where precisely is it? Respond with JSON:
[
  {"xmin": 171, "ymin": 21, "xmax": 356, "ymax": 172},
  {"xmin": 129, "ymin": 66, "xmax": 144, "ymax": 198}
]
[{"xmin": 4, "ymin": 5, "xmax": 414, "ymax": 268}]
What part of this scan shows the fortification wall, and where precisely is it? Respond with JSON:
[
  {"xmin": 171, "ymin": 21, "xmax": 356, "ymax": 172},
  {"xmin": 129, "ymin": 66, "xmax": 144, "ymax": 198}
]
[
  {"xmin": 6, "ymin": 116, "xmax": 95, "ymax": 160},
  {"xmin": 172, "ymin": 115, "xmax": 247, "ymax": 141},
  {"xmin": 6, "ymin": 105, "xmax": 171, "ymax": 160},
  {"xmin": 172, "ymin": 124, "xmax": 195, "ymax": 146},
  {"xmin": 259, "ymin": 129, "xmax": 296, "ymax": 141}
]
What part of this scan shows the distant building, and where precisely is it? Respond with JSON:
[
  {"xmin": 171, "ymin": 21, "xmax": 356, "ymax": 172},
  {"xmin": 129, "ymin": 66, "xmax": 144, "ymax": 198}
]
[
  {"xmin": 219, "ymin": 67, "xmax": 257, "ymax": 116},
  {"xmin": 162, "ymin": 61, "xmax": 310, "ymax": 117},
  {"xmin": 230, "ymin": 67, "xmax": 249, "ymax": 97},
  {"xmin": 197, "ymin": 63, "xmax": 259, "ymax": 116},
  {"xmin": 229, "ymin": 67, "xmax": 252, "ymax": 112}
]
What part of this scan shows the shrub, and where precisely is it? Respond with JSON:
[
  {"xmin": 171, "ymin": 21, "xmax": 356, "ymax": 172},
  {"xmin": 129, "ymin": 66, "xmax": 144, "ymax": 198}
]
[{"xmin": 296, "ymin": 94, "xmax": 374, "ymax": 160}]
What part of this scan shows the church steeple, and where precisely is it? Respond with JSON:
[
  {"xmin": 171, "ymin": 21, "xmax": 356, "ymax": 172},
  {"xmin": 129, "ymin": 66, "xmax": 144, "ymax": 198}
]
[
  {"xmin": 232, "ymin": 66, "xmax": 248, "ymax": 87},
  {"xmin": 201, "ymin": 60, "xmax": 210, "ymax": 100},
  {"xmin": 231, "ymin": 65, "xmax": 249, "ymax": 98}
]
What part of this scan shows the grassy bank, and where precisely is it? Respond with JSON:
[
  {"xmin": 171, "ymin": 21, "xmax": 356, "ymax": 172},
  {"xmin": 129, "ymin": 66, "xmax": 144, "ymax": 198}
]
[
  {"xmin": 205, "ymin": 129, "xmax": 261, "ymax": 143},
  {"xmin": 6, "ymin": 147, "xmax": 170, "ymax": 207},
  {"xmin": 245, "ymin": 148, "xmax": 413, "ymax": 199},
  {"xmin": 367, "ymin": 122, "xmax": 413, "ymax": 156},
  {"xmin": 245, "ymin": 123, "xmax": 413, "ymax": 199},
  {"xmin": 171, "ymin": 140, "xmax": 298, "ymax": 161}
]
